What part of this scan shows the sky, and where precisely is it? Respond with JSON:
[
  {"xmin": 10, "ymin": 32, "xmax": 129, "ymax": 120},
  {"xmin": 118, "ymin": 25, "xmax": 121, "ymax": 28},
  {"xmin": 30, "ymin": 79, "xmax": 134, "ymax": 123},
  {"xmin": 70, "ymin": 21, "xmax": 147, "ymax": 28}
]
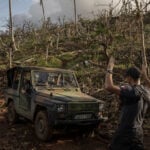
[
  {"xmin": 0, "ymin": 0, "xmax": 34, "ymax": 30},
  {"xmin": 1, "ymin": 0, "xmax": 147, "ymax": 31}
]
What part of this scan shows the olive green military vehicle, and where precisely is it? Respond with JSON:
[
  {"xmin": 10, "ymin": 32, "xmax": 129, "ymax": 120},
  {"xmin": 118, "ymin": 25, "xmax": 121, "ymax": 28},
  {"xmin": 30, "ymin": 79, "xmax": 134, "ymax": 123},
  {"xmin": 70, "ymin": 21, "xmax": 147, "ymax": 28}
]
[{"xmin": 4, "ymin": 66, "xmax": 104, "ymax": 141}]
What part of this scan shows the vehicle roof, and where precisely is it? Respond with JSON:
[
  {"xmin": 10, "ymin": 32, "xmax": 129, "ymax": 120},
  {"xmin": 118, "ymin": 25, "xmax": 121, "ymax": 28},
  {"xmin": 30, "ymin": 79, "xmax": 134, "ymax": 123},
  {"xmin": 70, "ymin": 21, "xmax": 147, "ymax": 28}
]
[{"xmin": 8, "ymin": 66, "xmax": 74, "ymax": 73}]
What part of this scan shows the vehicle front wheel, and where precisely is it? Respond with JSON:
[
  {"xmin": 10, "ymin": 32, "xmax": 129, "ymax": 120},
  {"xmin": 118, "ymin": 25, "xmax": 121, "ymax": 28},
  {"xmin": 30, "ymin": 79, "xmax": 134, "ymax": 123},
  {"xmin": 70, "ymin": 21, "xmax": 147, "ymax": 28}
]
[
  {"xmin": 35, "ymin": 111, "xmax": 53, "ymax": 141},
  {"xmin": 80, "ymin": 129, "xmax": 94, "ymax": 138},
  {"xmin": 7, "ymin": 101, "xmax": 19, "ymax": 124}
]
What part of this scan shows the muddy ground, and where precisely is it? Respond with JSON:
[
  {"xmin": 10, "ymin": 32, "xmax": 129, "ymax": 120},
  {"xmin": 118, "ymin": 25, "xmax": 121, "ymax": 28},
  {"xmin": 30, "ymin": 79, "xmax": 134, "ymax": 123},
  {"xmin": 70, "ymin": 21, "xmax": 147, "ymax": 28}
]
[{"xmin": 0, "ymin": 98, "xmax": 150, "ymax": 150}]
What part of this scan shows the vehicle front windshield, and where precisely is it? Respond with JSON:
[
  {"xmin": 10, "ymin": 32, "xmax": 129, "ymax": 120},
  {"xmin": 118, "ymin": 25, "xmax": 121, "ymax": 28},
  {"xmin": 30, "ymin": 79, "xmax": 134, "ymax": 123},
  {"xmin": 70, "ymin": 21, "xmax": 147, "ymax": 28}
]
[{"xmin": 33, "ymin": 70, "xmax": 78, "ymax": 89}]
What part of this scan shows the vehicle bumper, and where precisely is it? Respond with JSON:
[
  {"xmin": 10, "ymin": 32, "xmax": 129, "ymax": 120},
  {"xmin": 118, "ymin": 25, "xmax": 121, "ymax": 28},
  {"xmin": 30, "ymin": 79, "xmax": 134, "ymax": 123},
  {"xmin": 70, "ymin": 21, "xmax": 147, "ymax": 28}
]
[{"xmin": 54, "ymin": 119, "xmax": 100, "ymax": 126}]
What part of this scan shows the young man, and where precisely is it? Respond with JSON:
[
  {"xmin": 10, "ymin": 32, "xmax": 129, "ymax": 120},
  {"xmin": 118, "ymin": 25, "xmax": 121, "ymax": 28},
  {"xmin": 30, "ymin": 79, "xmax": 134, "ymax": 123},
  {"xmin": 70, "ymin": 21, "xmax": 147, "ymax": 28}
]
[{"xmin": 105, "ymin": 57, "xmax": 150, "ymax": 150}]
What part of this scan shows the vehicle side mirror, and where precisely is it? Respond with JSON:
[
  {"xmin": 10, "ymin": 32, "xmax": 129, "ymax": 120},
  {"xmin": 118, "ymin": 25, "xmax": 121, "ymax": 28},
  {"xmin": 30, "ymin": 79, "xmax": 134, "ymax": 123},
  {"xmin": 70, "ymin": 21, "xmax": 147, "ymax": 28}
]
[{"xmin": 81, "ymin": 85, "xmax": 89, "ymax": 94}]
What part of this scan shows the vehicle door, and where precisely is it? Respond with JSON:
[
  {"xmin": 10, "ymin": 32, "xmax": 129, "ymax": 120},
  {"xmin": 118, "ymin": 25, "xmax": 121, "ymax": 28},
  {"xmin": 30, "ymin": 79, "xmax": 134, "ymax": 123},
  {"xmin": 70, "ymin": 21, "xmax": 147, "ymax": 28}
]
[
  {"xmin": 19, "ymin": 69, "xmax": 32, "ymax": 116},
  {"xmin": 8, "ymin": 68, "xmax": 22, "ymax": 112}
]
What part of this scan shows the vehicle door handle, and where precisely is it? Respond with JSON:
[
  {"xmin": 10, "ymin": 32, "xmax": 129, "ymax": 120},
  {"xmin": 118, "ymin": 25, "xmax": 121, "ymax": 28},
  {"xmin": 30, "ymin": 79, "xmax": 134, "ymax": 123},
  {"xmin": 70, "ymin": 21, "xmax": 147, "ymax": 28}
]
[{"xmin": 21, "ymin": 89, "xmax": 26, "ymax": 94}]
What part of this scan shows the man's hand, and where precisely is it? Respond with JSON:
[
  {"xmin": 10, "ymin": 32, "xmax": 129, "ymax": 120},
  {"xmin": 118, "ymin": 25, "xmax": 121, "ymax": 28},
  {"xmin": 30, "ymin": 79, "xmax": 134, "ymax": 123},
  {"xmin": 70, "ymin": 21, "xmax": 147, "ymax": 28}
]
[{"xmin": 107, "ymin": 56, "xmax": 115, "ymax": 70}]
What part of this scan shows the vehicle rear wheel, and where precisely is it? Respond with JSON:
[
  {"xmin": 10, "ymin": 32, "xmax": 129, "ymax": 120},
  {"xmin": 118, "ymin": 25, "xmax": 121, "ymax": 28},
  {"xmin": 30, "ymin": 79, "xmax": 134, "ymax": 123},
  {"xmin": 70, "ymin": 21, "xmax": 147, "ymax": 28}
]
[
  {"xmin": 35, "ymin": 111, "xmax": 53, "ymax": 141},
  {"xmin": 7, "ymin": 101, "xmax": 19, "ymax": 124}
]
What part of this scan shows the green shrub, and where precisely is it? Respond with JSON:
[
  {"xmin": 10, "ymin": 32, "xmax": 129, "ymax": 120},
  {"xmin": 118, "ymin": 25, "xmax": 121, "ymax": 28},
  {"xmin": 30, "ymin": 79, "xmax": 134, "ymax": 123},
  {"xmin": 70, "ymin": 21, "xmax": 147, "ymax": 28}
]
[{"xmin": 36, "ymin": 56, "xmax": 62, "ymax": 68}]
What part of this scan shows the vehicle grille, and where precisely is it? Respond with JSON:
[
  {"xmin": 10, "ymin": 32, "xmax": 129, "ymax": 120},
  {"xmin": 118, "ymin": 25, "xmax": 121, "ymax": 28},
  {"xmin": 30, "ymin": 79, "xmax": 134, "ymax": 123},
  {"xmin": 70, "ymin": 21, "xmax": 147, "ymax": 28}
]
[{"xmin": 68, "ymin": 102, "xmax": 99, "ymax": 112}]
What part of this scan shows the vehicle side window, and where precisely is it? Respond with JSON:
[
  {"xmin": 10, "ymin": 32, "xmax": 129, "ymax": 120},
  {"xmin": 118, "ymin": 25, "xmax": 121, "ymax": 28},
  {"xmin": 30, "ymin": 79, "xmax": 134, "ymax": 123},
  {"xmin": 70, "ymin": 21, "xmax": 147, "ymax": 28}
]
[
  {"xmin": 21, "ymin": 71, "xmax": 31, "ymax": 93},
  {"xmin": 12, "ymin": 69, "xmax": 21, "ymax": 90}
]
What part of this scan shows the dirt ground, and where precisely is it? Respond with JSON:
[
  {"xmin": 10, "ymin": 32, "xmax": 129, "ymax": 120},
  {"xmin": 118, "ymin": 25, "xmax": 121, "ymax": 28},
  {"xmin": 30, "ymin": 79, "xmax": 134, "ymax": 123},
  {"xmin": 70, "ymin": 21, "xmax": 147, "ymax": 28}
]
[
  {"xmin": 0, "ymin": 98, "xmax": 150, "ymax": 150},
  {"xmin": 0, "ymin": 98, "xmax": 108, "ymax": 150}
]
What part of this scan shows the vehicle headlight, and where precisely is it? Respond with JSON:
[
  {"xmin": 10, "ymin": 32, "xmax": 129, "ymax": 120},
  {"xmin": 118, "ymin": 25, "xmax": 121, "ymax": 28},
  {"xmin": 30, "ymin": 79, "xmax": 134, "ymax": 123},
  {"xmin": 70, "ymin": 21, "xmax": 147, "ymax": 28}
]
[
  {"xmin": 99, "ymin": 103, "xmax": 104, "ymax": 111},
  {"xmin": 57, "ymin": 104, "xmax": 65, "ymax": 112}
]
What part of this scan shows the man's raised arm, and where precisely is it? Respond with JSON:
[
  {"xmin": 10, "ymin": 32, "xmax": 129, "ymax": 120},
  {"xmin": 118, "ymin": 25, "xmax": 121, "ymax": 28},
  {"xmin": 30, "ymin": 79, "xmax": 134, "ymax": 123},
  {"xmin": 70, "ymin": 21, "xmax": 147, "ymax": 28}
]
[
  {"xmin": 104, "ymin": 56, "xmax": 120, "ymax": 95},
  {"xmin": 141, "ymin": 65, "xmax": 150, "ymax": 89}
]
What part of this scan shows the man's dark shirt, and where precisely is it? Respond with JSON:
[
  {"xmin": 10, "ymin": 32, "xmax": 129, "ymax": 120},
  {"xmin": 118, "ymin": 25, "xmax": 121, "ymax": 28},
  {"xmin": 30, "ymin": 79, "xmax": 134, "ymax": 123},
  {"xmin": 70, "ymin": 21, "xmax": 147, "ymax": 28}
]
[
  {"xmin": 109, "ymin": 85, "xmax": 150, "ymax": 150},
  {"xmin": 118, "ymin": 85, "xmax": 150, "ymax": 132}
]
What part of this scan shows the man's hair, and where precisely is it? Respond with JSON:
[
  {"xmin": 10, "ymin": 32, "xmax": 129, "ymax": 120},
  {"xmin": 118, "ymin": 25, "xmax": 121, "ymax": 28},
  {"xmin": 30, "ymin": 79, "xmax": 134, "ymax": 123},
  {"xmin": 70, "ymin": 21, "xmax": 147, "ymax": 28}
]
[{"xmin": 125, "ymin": 67, "xmax": 141, "ymax": 80}]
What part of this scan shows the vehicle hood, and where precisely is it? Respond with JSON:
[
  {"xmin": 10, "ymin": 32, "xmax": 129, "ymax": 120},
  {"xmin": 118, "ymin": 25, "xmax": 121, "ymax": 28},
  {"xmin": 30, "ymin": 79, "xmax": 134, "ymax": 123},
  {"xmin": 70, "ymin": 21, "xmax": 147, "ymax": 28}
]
[{"xmin": 36, "ymin": 90, "xmax": 103, "ymax": 103}]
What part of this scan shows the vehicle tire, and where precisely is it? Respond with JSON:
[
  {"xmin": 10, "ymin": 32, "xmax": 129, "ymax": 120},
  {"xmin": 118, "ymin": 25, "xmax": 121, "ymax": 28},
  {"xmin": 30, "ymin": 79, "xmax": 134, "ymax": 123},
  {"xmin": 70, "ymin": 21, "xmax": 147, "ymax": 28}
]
[
  {"xmin": 35, "ymin": 111, "xmax": 53, "ymax": 141},
  {"xmin": 7, "ymin": 101, "xmax": 19, "ymax": 124},
  {"xmin": 79, "ymin": 128, "xmax": 95, "ymax": 138}
]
